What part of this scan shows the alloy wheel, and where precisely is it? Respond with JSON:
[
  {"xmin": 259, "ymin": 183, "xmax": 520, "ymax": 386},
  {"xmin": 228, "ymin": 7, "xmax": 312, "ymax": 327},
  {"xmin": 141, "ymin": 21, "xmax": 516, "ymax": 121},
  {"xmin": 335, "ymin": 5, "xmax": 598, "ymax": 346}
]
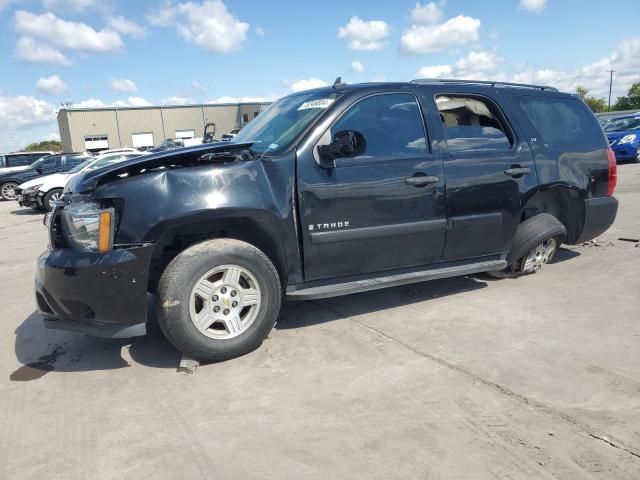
[
  {"xmin": 521, "ymin": 238, "xmax": 557, "ymax": 273},
  {"xmin": 189, "ymin": 264, "xmax": 261, "ymax": 340},
  {"xmin": 1, "ymin": 183, "xmax": 18, "ymax": 201},
  {"xmin": 47, "ymin": 192, "xmax": 62, "ymax": 209}
]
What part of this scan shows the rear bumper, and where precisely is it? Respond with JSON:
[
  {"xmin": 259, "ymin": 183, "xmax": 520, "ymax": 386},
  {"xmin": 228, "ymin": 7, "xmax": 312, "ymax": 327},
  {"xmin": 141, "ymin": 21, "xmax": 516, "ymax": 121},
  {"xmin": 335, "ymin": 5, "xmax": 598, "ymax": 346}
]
[
  {"xmin": 35, "ymin": 245, "xmax": 154, "ymax": 338},
  {"xmin": 576, "ymin": 196, "xmax": 618, "ymax": 243}
]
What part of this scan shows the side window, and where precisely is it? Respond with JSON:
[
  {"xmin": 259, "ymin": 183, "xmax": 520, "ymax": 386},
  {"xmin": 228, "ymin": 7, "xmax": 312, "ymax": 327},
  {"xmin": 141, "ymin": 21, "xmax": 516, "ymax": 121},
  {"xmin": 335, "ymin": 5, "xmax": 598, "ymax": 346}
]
[
  {"xmin": 5, "ymin": 155, "xmax": 32, "ymax": 167},
  {"xmin": 330, "ymin": 93, "xmax": 427, "ymax": 159},
  {"xmin": 516, "ymin": 96, "xmax": 604, "ymax": 148},
  {"xmin": 66, "ymin": 155, "xmax": 85, "ymax": 167},
  {"xmin": 40, "ymin": 156, "xmax": 60, "ymax": 170},
  {"xmin": 436, "ymin": 95, "xmax": 512, "ymax": 152}
]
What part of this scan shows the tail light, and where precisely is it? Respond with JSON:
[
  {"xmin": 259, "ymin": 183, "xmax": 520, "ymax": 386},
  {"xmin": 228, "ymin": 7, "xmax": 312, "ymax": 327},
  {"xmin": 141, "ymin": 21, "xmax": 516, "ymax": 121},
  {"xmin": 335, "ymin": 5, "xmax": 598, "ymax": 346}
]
[{"xmin": 607, "ymin": 147, "xmax": 617, "ymax": 196}]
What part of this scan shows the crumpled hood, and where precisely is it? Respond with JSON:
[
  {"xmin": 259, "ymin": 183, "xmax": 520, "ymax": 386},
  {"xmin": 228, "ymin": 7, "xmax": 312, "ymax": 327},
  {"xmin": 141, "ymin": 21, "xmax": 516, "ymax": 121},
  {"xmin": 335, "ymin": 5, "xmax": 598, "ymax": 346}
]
[{"xmin": 66, "ymin": 141, "xmax": 255, "ymax": 195}]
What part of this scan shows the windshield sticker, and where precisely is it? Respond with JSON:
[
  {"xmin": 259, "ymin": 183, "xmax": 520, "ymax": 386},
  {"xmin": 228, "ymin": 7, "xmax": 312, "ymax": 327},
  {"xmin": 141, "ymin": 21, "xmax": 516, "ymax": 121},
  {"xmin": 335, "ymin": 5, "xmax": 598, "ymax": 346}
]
[
  {"xmin": 298, "ymin": 98, "xmax": 335, "ymax": 111},
  {"xmin": 267, "ymin": 143, "xmax": 279, "ymax": 150}
]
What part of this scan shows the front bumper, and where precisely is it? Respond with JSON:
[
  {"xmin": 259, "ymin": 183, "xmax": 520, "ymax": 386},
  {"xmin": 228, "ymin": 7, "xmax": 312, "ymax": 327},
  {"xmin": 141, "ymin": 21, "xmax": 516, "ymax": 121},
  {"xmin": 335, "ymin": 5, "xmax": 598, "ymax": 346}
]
[
  {"xmin": 17, "ymin": 191, "xmax": 41, "ymax": 208},
  {"xmin": 35, "ymin": 244, "xmax": 154, "ymax": 338},
  {"xmin": 611, "ymin": 143, "xmax": 639, "ymax": 161},
  {"xmin": 576, "ymin": 196, "xmax": 618, "ymax": 243}
]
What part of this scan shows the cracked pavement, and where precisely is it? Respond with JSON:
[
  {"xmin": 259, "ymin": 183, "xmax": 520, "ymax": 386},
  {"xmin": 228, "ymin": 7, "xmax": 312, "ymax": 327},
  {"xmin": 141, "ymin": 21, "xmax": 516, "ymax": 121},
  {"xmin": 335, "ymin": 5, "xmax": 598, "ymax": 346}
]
[{"xmin": 1, "ymin": 163, "xmax": 639, "ymax": 479}]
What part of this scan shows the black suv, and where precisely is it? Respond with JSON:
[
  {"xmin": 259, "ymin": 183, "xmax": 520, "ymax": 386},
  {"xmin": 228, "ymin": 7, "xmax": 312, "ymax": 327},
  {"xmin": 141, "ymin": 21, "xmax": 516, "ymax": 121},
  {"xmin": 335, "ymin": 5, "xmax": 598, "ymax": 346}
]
[
  {"xmin": 0, "ymin": 153, "xmax": 90, "ymax": 201},
  {"xmin": 36, "ymin": 80, "xmax": 618, "ymax": 362}
]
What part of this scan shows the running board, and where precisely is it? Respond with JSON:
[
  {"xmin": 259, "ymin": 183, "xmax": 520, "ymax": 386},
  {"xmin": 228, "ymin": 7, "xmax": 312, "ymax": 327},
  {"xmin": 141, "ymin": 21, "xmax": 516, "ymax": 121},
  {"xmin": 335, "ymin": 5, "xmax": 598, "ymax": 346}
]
[{"xmin": 286, "ymin": 259, "xmax": 506, "ymax": 300}]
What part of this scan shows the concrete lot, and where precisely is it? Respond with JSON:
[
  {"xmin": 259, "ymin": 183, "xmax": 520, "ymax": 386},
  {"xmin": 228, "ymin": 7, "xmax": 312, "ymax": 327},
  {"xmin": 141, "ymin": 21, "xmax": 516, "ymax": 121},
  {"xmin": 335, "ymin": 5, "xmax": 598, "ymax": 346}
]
[{"xmin": 1, "ymin": 164, "xmax": 639, "ymax": 479}]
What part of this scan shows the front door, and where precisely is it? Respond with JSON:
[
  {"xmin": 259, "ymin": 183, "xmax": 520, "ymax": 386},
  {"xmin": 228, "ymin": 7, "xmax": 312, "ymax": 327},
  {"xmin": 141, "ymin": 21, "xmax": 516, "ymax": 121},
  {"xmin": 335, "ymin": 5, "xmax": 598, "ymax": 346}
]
[{"xmin": 297, "ymin": 92, "xmax": 447, "ymax": 282}]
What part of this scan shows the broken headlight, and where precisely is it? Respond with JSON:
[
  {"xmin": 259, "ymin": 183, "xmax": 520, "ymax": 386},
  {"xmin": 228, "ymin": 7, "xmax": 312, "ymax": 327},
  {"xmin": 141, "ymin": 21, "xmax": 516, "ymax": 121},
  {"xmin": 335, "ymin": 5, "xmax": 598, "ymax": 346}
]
[{"xmin": 59, "ymin": 202, "xmax": 114, "ymax": 253}]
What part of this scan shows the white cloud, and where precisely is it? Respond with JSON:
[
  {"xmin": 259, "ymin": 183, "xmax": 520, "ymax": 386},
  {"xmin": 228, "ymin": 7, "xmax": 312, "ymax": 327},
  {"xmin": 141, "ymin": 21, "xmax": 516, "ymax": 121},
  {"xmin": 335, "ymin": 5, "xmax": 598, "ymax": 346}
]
[
  {"xmin": 351, "ymin": 60, "xmax": 365, "ymax": 73},
  {"xmin": 45, "ymin": 132, "xmax": 61, "ymax": 141},
  {"xmin": 122, "ymin": 96, "xmax": 152, "ymax": 107},
  {"xmin": 36, "ymin": 74, "xmax": 69, "ymax": 94},
  {"xmin": 288, "ymin": 78, "xmax": 329, "ymax": 92},
  {"xmin": 209, "ymin": 95, "xmax": 270, "ymax": 104},
  {"xmin": 520, "ymin": 0, "xmax": 546, "ymax": 12},
  {"xmin": 338, "ymin": 17, "xmax": 390, "ymax": 51},
  {"xmin": 511, "ymin": 37, "xmax": 640, "ymax": 97},
  {"xmin": 161, "ymin": 96, "xmax": 193, "ymax": 105},
  {"xmin": 416, "ymin": 50, "xmax": 503, "ymax": 80},
  {"xmin": 14, "ymin": 36, "xmax": 70, "ymax": 66},
  {"xmin": 255, "ymin": 26, "xmax": 265, "ymax": 36},
  {"xmin": 410, "ymin": 2, "xmax": 443, "ymax": 24},
  {"xmin": 148, "ymin": 0, "xmax": 249, "ymax": 54},
  {"xmin": 109, "ymin": 77, "xmax": 137, "ymax": 93},
  {"xmin": 400, "ymin": 15, "xmax": 481, "ymax": 55},
  {"xmin": 42, "ymin": 0, "xmax": 99, "ymax": 12},
  {"xmin": 106, "ymin": 16, "xmax": 146, "ymax": 39},
  {"xmin": 416, "ymin": 64, "xmax": 452, "ymax": 78},
  {"xmin": 14, "ymin": 11, "xmax": 123, "ymax": 57},
  {"xmin": 73, "ymin": 98, "xmax": 107, "ymax": 108},
  {"xmin": 0, "ymin": 95, "xmax": 56, "ymax": 130}
]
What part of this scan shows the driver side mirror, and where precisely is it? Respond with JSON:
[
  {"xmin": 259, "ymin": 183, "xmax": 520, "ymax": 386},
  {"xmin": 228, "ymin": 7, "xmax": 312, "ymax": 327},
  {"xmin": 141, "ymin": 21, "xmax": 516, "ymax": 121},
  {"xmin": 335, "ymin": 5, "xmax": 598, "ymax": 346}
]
[{"xmin": 317, "ymin": 130, "xmax": 367, "ymax": 167}]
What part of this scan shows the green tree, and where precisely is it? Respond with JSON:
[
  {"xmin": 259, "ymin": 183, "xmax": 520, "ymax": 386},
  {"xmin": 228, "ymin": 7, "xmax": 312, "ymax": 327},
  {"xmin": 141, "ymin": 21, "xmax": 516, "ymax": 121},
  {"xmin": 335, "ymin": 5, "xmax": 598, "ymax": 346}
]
[
  {"xmin": 24, "ymin": 140, "xmax": 62, "ymax": 152},
  {"xmin": 576, "ymin": 86, "xmax": 607, "ymax": 113},
  {"xmin": 613, "ymin": 83, "xmax": 640, "ymax": 111}
]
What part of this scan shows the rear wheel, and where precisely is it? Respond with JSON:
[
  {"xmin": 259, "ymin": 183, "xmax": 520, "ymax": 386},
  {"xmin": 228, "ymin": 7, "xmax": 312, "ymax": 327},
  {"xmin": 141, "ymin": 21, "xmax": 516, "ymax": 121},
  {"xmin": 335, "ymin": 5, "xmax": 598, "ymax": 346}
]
[
  {"xmin": 0, "ymin": 182, "xmax": 19, "ymax": 201},
  {"xmin": 156, "ymin": 238, "xmax": 281, "ymax": 362},
  {"xmin": 488, "ymin": 213, "xmax": 567, "ymax": 278},
  {"xmin": 43, "ymin": 189, "xmax": 63, "ymax": 211}
]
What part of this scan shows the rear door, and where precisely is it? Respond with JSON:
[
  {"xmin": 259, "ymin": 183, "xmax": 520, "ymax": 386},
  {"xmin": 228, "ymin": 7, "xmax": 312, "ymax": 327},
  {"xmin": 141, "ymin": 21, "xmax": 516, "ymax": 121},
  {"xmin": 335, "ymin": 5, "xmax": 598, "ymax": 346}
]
[
  {"xmin": 296, "ymin": 91, "xmax": 447, "ymax": 281},
  {"xmin": 426, "ymin": 88, "xmax": 538, "ymax": 261}
]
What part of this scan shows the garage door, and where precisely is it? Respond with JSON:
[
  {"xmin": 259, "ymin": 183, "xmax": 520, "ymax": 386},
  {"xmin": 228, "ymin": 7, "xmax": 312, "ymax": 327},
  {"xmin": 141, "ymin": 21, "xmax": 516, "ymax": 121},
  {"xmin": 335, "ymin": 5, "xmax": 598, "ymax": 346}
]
[
  {"xmin": 132, "ymin": 132, "xmax": 154, "ymax": 149},
  {"xmin": 84, "ymin": 135, "xmax": 108, "ymax": 151},
  {"xmin": 176, "ymin": 129, "xmax": 195, "ymax": 139}
]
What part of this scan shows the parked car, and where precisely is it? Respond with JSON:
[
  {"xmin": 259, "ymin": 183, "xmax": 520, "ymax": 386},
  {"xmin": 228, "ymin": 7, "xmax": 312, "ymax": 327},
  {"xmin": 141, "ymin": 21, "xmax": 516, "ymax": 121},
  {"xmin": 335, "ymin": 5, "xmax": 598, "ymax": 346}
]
[
  {"xmin": 603, "ymin": 114, "xmax": 640, "ymax": 163},
  {"xmin": 0, "ymin": 151, "xmax": 55, "ymax": 174},
  {"xmin": 150, "ymin": 137, "xmax": 202, "ymax": 152},
  {"xmin": 221, "ymin": 128, "xmax": 242, "ymax": 141},
  {"xmin": 37, "ymin": 79, "xmax": 617, "ymax": 362},
  {"xmin": 0, "ymin": 153, "xmax": 91, "ymax": 200},
  {"xmin": 16, "ymin": 151, "xmax": 144, "ymax": 211}
]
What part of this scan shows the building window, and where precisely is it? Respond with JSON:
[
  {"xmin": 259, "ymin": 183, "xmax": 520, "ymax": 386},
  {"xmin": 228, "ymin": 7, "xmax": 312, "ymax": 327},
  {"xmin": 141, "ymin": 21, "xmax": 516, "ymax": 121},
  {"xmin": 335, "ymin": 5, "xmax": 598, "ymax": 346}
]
[
  {"xmin": 254, "ymin": 111, "xmax": 259, "ymax": 118},
  {"xmin": 175, "ymin": 129, "xmax": 195, "ymax": 139},
  {"xmin": 84, "ymin": 135, "xmax": 109, "ymax": 153},
  {"xmin": 132, "ymin": 132, "xmax": 154, "ymax": 150},
  {"xmin": 243, "ymin": 114, "xmax": 249, "ymax": 124}
]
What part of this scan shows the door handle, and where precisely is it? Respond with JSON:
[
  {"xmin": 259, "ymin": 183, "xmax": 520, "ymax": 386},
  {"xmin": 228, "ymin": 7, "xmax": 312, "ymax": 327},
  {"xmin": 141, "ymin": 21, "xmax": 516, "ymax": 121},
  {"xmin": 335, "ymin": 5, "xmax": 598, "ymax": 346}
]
[
  {"xmin": 405, "ymin": 175, "xmax": 438, "ymax": 186},
  {"xmin": 503, "ymin": 166, "xmax": 531, "ymax": 177}
]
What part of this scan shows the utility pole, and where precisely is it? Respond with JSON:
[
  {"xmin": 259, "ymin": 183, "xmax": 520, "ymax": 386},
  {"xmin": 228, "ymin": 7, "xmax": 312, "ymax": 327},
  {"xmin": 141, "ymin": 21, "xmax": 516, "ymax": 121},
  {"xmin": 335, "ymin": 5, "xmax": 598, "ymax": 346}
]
[{"xmin": 607, "ymin": 69, "xmax": 615, "ymax": 112}]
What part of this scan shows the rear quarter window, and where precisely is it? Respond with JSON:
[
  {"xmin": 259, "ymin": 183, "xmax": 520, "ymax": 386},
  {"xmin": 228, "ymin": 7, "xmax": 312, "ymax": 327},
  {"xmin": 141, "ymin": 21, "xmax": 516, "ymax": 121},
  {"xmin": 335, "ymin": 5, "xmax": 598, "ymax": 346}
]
[
  {"xmin": 5, "ymin": 154, "xmax": 33, "ymax": 167},
  {"xmin": 516, "ymin": 96, "xmax": 605, "ymax": 149}
]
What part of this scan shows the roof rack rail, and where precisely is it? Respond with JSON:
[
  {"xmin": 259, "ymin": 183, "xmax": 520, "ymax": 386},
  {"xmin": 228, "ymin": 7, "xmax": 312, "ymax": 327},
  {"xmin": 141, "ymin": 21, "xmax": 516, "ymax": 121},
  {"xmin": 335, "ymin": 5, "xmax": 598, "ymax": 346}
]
[{"xmin": 410, "ymin": 78, "xmax": 558, "ymax": 92}]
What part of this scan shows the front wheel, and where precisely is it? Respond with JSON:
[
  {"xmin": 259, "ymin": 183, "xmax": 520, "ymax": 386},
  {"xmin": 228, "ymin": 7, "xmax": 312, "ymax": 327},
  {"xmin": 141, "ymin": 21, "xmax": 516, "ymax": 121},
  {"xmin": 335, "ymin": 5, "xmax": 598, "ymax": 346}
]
[
  {"xmin": 0, "ymin": 182, "xmax": 19, "ymax": 201},
  {"xmin": 156, "ymin": 238, "xmax": 282, "ymax": 362},
  {"xmin": 43, "ymin": 189, "xmax": 63, "ymax": 211}
]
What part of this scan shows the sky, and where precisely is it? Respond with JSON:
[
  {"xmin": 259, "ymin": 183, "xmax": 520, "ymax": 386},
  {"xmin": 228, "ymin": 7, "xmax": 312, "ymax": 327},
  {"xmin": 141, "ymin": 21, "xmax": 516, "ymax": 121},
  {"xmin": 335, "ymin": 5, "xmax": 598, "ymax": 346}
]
[{"xmin": 1, "ymin": 0, "xmax": 639, "ymax": 152}]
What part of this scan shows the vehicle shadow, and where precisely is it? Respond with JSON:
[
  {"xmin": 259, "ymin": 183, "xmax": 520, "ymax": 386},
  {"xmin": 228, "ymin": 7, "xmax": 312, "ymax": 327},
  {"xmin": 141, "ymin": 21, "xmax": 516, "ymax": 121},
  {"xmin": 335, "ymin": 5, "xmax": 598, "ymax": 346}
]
[
  {"xmin": 10, "ymin": 208, "xmax": 42, "ymax": 216},
  {"xmin": 11, "ymin": 303, "xmax": 181, "ymax": 381},
  {"xmin": 277, "ymin": 274, "xmax": 488, "ymax": 330}
]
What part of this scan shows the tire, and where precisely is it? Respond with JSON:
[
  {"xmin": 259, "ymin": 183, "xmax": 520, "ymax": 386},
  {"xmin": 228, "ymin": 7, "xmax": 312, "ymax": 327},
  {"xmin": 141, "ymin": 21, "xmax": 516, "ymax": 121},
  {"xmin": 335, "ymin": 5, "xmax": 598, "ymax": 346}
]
[
  {"xmin": 43, "ymin": 189, "xmax": 63, "ymax": 212},
  {"xmin": 489, "ymin": 213, "xmax": 567, "ymax": 277},
  {"xmin": 0, "ymin": 182, "xmax": 19, "ymax": 201},
  {"xmin": 156, "ymin": 238, "xmax": 281, "ymax": 362}
]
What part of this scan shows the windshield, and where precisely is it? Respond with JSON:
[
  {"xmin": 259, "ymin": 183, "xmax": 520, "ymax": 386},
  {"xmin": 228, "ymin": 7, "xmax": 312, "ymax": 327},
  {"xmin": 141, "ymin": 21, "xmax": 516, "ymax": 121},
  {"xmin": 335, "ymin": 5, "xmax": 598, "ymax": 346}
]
[
  {"xmin": 233, "ymin": 92, "xmax": 341, "ymax": 155},
  {"xmin": 29, "ymin": 155, "xmax": 56, "ymax": 168},
  {"xmin": 604, "ymin": 117, "xmax": 640, "ymax": 132}
]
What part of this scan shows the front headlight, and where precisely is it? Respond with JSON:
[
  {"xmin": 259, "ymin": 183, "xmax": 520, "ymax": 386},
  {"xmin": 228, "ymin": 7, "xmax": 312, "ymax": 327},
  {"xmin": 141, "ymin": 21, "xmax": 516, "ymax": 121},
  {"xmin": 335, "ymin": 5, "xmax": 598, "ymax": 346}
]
[
  {"xmin": 23, "ymin": 184, "xmax": 43, "ymax": 194},
  {"xmin": 59, "ymin": 202, "xmax": 114, "ymax": 253},
  {"xmin": 619, "ymin": 134, "xmax": 637, "ymax": 144}
]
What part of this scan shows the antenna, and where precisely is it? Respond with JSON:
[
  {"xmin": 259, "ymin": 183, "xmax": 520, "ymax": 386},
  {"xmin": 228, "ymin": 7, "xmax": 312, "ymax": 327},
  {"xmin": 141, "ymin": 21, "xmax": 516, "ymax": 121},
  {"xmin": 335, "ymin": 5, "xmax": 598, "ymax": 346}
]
[{"xmin": 333, "ymin": 77, "xmax": 346, "ymax": 89}]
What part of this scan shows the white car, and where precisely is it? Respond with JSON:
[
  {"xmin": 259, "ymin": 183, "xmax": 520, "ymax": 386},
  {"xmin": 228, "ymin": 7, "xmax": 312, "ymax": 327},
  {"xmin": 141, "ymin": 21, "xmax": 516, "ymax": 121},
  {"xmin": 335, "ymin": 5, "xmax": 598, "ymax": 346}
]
[{"xmin": 17, "ymin": 151, "xmax": 144, "ymax": 211}]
